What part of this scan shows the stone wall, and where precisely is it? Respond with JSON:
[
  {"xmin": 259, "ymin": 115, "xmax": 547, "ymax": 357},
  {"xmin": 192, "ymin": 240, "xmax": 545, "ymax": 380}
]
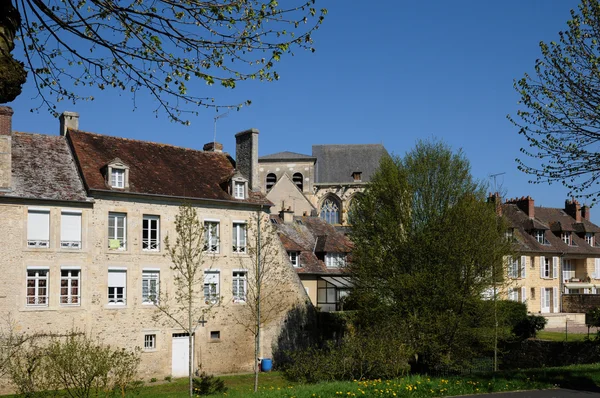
[{"xmin": 562, "ymin": 294, "xmax": 600, "ymax": 313}]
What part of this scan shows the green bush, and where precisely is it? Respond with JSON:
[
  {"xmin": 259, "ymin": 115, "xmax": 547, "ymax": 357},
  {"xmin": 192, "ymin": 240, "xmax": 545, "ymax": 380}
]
[
  {"xmin": 513, "ymin": 315, "xmax": 547, "ymax": 339},
  {"xmin": 192, "ymin": 372, "xmax": 227, "ymax": 396},
  {"xmin": 586, "ymin": 307, "xmax": 600, "ymax": 328}
]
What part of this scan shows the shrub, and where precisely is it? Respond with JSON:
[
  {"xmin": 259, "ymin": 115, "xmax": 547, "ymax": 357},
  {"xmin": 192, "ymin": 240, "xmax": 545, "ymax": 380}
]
[
  {"xmin": 513, "ymin": 315, "xmax": 547, "ymax": 339},
  {"xmin": 586, "ymin": 307, "xmax": 600, "ymax": 328},
  {"xmin": 192, "ymin": 372, "xmax": 227, "ymax": 396}
]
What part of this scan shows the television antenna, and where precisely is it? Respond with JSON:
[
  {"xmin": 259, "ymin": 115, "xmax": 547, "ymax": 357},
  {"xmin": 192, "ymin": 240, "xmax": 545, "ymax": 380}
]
[
  {"xmin": 213, "ymin": 110, "xmax": 232, "ymax": 146},
  {"xmin": 489, "ymin": 172, "xmax": 506, "ymax": 193}
]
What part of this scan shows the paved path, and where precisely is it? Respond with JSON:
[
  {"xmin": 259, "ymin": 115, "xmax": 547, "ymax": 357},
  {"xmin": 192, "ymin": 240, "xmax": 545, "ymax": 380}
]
[{"xmin": 459, "ymin": 389, "xmax": 600, "ymax": 397}]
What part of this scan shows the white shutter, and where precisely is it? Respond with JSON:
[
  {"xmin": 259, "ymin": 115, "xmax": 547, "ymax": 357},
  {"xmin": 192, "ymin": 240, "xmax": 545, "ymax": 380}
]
[
  {"xmin": 553, "ymin": 287, "xmax": 559, "ymax": 313},
  {"xmin": 552, "ymin": 257, "xmax": 559, "ymax": 279},
  {"xmin": 540, "ymin": 256, "xmax": 545, "ymax": 278},
  {"xmin": 61, "ymin": 212, "xmax": 81, "ymax": 242},
  {"xmin": 521, "ymin": 287, "xmax": 527, "ymax": 303},
  {"xmin": 28, "ymin": 210, "xmax": 50, "ymax": 240},
  {"xmin": 204, "ymin": 272, "xmax": 219, "ymax": 284},
  {"xmin": 521, "ymin": 256, "xmax": 527, "ymax": 278},
  {"xmin": 595, "ymin": 258, "xmax": 600, "ymax": 279},
  {"xmin": 584, "ymin": 288, "xmax": 590, "ymax": 294},
  {"xmin": 108, "ymin": 270, "xmax": 126, "ymax": 287},
  {"xmin": 540, "ymin": 288, "xmax": 545, "ymax": 312}
]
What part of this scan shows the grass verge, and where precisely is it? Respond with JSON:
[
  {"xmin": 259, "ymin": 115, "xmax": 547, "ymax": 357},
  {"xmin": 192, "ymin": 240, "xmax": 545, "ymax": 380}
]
[{"xmin": 536, "ymin": 330, "xmax": 589, "ymax": 342}]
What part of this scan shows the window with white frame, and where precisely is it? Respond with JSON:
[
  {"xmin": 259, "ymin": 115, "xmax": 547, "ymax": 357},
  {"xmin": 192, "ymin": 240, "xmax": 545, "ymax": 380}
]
[
  {"xmin": 543, "ymin": 256, "xmax": 551, "ymax": 278},
  {"xmin": 26, "ymin": 268, "xmax": 49, "ymax": 306},
  {"xmin": 534, "ymin": 230, "xmax": 549, "ymax": 245},
  {"xmin": 204, "ymin": 221, "xmax": 220, "ymax": 253},
  {"xmin": 108, "ymin": 212, "xmax": 127, "ymax": 250},
  {"xmin": 107, "ymin": 270, "xmax": 127, "ymax": 305},
  {"xmin": 508, "ymin": 288, "xmax": 520, "ymax": 302},
  {"xmin": 142, "ymin": 215, "xmax": 160, "ymax": 251},
  {"xmin": 144, "ymin": 334, "xmax": 156, "ymax": 350},
  {"xmin": 27, "ymin": 209, "xmax": 50, "ymax": 248},
  {"xmin": 562, "ymin": 232, "xmax": 573, "ymax": 246},
  {"xmin": 508, "ymin": 257, "xmax": 519, "ymax": 278},
  {"xmin": 60, "ymin": 269, "xmax": 80, "ymax": 305},
  {"xmin": 61, "ymin": 211, "xmax": 82, "ymax": 249},
  {"xmin": 325, "ymin": 253, "xmax": 346, "ymax": 268},
  {"xmin": 232, "ymin": 271, "xmax": 247, "ymax": 302},
  {"xmin": 142, "ymin": 270, "xmax": 159, "ymax": 304},
  {"xmin": 563, "ymin": 259, "xmax": 575, "ymax": 281},
  {"xmin": 320, "ymin": 198, "xmax": 340, "ymax": 224},
  {"xmin": 288, "ymin": 251, "xmax": 300, "ymax": 267},
  {"xmin": 595, "ymin": 258, "xmax": 600, "ymax": 279},
  {"xmin": 234, "ymin": 182, "xmax": 245, "ymax": 199},
  {"xmin": 586, "ymin": 232, "xmax": 595, "ymax": 246},
  {"xmin": 232, "ymin": 222, "xmax": 247, "ymax": 253},
  {"xmin": 204, "ymin": 271, "xmax": 220, "ymax": 304},
  {"xmin": 110, "ymin": 168, "xmax": 125, "ymax": 188},
  {"xmin": 504, "ymin": 229, "xmax": 514, "ymax": 241}
]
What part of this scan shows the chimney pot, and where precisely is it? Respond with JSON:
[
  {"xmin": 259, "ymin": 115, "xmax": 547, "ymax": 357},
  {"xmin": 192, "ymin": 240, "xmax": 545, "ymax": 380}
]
[
  {"xmin": 203, "ymin": 142, "xmax": 223, "ymax": 152},
  {"xmin": 565, "ymin": 198, "xmax": 582, "ymax": 222},
  {"xmin": 59, "ymin": 111, "xmax": 79, "ymax": 136},
  {"xmin": 581, "ymin": 205, "xmax": 591, "ymax": 221}
]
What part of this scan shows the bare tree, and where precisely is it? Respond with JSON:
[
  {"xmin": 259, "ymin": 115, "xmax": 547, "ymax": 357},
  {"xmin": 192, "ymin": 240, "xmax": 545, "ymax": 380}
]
[
  {"xmin": 1, "ymin": 1, "xmax": 327, "ymax": 124},
  {"xmin": 153, "ymin": 204, "xmax": 214, "ymax": 398},
  {"xmin": 232, "ymin": 211, "xmax": 295, "ymax": 392}
]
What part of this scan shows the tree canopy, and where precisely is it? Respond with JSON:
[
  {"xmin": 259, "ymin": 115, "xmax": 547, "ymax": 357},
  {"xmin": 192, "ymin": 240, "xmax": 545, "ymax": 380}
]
[
  {"xmin": 510, "ymin": 0, "xmax": 600, "ymax": 203},
  {"xmin": 349, "ymin": 140, "xmax": 511, "ymax": 370},
  {"xmin": 0, "ymin": 0, "xmax": 326, "ymax": 123}
]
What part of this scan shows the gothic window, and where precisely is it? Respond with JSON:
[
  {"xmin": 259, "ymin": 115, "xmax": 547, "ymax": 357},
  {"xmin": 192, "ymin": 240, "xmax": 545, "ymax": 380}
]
[
  {"xmin": 293, "ymin": 173, "xmax": 303, "ymax": 191},
  {"xmin": 266, "ymin": 173, "xmax": 277, "ymax": 191},
  {"xmin": 320, "ymin": 197, "xmax": 340, "ymax": 224}
]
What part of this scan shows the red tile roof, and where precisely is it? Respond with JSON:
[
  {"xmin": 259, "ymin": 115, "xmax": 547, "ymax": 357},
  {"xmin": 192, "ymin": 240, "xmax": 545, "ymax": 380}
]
[{"xmin": 67, "ymin": 130, "xmax": 270, "ymax": 205}]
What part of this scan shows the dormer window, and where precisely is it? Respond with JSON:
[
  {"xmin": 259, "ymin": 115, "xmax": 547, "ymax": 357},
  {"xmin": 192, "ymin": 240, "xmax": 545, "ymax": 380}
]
[
  {"xmin": 231, "ymin": 173, "xmax": 248, "ymax": 200},
  {"xmin": 111, "ymin": 168, "xmax": 125, "ymax": 188},
  {"xmin": 562, "ymin": 231, "xmax": 573, "ymax": 246},
  {"xmin": 106, "ymin": 158, "xmax": 129, "ymax": 189},
  {"xmin": 586, "ymin": 232, "xmax": 595, "ymax": 246},
  {"xmin": 534, "ymin": 229, "xmax": 549, "ymax": 245},
  {"xmin": 352, "ymin": 171, "xmax": 362, "ymax": 182}
]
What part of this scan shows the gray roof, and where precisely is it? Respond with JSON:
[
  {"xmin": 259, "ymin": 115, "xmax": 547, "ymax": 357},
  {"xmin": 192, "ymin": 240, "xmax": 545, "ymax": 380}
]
[
  {"xmin": 0, "ymin": 133, "xmax": 89, "ymax": 202},
  {"xmin": 312, "ymin": 144, "xmax": 388, "ymax": 183},
  {"xmin": 259, "ymin": 151, "xmax": 316, "ymax": 161}
]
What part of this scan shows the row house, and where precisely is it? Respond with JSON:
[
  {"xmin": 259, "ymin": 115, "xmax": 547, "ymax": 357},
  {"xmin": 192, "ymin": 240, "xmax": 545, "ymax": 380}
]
[
  {"xmin": 499, "ymin": 195, "xmax": 600, "ymax": 314},
  {"xmin": 0, "ymin": 106, "xmax": 306, "ymax": 391}
]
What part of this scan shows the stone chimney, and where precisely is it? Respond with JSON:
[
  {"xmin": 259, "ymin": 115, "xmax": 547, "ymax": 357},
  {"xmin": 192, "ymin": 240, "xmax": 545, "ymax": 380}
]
[
  {"xmin": 565, "ymin": 198, "xmax": 581, "ymax": 222},
  {"xmin": 59, "ymin": 111, "xmax": 79, "ymax": 136},
  {"xmin": 581, "ymin": 205, "xmax": 591, "ymax": 221},
  {"xmin": 203, "ymin": 142, "xmax": 223, "ymax": 152},
  {"xmin": 506, "ymin": 196, "xmax": 535, "ymax": 218},
  {"xmin": 487, "ymin": 192, "xmax": 502, "ymax": 216},
  {"xmin": 235, "ymin": 128, "xmax": 259, "ymax": 191},
  {"xmin": 280, "ymin": 207, "xmax": 294, "ymax": 224},
  {"xmin": 0, "ymin": 106, "xmax": 12, "ymax": 191}
]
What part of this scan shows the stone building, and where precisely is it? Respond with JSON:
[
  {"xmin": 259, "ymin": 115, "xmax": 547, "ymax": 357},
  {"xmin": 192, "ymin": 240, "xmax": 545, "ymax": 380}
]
[
  {"xmin": 0, "ymin": 107, "xmax": 307, "ymax": 391},
  {"xmin": 497, "ymin": 195, "xmax": 600, "ymax": 315},
  {"xmin": 258, "ymin": 144, "xmax": 388, "ymax": 226}
]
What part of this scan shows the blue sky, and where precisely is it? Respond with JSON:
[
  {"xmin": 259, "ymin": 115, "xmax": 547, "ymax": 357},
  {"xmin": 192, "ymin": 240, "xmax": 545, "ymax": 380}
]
[{"xmin": 9, "ymin": 1, "xmax": 594, "ymax": 221}]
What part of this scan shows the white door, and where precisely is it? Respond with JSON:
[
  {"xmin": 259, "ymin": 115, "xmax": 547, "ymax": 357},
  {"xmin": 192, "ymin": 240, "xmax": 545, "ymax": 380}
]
[
  {"xmin": 541, "ymin": 288, "xmax": 551, "ymax": 313},
  {"xmin": 172, "ymin": 333, "xmax": 192, "ymax": 377}
]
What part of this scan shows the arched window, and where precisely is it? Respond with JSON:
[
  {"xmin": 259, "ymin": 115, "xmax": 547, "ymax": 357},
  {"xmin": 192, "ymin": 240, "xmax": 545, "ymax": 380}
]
[
  {"xmin": 293, "ymin": 173, "xmax": 303, "ymax": 191},
  {"xmin": 266, "ymin": 173, "xmax": 277, "ymax": 191},
  {"xmin": 320, "ymin": 197, "xmax": 340, "ymax": 224}
]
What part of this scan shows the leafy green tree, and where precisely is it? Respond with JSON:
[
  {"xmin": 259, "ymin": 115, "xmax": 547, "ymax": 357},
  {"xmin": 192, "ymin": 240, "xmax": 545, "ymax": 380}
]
[
  {"xmin": 510, "ymin": 0, "xmax": 600, "ymax": 203},
  {"xmin": 0, "ymin": 1, "xmax": 327, "ymax": 123},
  {"xmin": 349, "ymin": 140, "xmax": 511, "ymax": 370}
]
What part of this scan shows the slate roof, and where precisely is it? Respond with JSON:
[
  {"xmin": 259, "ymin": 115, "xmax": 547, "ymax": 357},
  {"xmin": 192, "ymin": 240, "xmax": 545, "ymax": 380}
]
[
  {"xmin": 503, "ymin": 203, "xmax": 600, "ymax": 256},
  {"xmin": 67, "ymin": 130, "xmax": 270, "ymax": 205},
  {"xmin": 272, "ymin": 215, "xmax": 352, "ymax": 275},
  {"xmin": 259, "ymin": 151, "xmax": 316, "ymax": 161},
  {"xmin": 312, "ymin": 144, "xmax": 388, "ymax": 183},
  {"xmin": 0, "ymin": 132, "xmax": 89, "ymax": 202}
]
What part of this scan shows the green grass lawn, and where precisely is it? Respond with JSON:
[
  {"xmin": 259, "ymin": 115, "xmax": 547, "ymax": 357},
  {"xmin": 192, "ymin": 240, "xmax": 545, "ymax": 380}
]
[
  {"xmin": 536, "ymin": 330, "xmax": 590, "ymax": 342},
  {"xmin": 132, "ymin": 363, "xmax": 600, "ymax": 397}
]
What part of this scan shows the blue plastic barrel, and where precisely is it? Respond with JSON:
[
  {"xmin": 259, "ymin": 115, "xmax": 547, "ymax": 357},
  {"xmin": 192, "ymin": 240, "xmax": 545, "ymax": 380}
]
[{"xmin": 261, "ymin": 358, "xmax": 273, "ymax": 372}]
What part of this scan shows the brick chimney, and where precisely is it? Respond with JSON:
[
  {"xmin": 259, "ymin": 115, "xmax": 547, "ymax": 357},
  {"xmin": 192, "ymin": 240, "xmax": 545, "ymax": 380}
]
[
  {"xmin": 59, "ymin": 111, "xmax": 79, "ymax": 136},
  {"xmin": 581, "ymin": 205, "xmax": 591, "ymax": 221},
  {"xmin": 487, "ymin": 192, "xmax": 502, "ymax": 216},
  {"xmin": 565, "ymin": 198, "xmax": 581, "ymax": 222},
  {"xmin": 203, "ymin": 142, "xmax": 223, "ymax": 152},
  {"xmin": 0, "ymin": 106, "xmax": 13, "ymax": 191},
  {"xmin": 506, "ymin": 196, "xmax": 535, "ymax": 218},
  {"xmin": 235, "ymin": 128, "xmax": 259, "ymax": 191}
]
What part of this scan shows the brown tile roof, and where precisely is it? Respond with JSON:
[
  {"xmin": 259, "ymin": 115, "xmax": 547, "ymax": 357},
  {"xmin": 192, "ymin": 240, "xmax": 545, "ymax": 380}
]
[
  {"xmin": 503, "ymin": 203, "xmax": 600, "ymax": 256},
  {"xmin": 0, "ymin": 133, "xmax": 89, "ymax": 202},
  {"xmin": 67, "ymin": 130, "xmax": 270, "ymax": 205},
  {"xmin": 272, "ymin": 215, "xmax": 353, "ymax": 275}
]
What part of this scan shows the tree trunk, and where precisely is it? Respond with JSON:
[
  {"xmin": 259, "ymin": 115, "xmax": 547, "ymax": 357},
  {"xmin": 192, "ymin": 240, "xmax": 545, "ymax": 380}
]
[
  {"xmin": 0, "ymin": 0, "xmax": 27, "ymax": 103},
  {"xmin": 188, "ymin": 286, "xmax": 193, "ymax": 398}
]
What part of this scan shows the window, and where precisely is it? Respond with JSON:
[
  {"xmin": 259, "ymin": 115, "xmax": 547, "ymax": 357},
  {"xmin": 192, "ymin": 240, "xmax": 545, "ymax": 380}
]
[
  {"xmin": 27, "ymin": 209, "xmax": 50, "ymax": 248},
  {"xmin": 204, "ymin": 271, "xmax": 220, "ymax": 304},
  {"xmin": 586, "ymin": 233, "xmax": 595, "ymax": 246},
  {"xmin": 26, "ymin": 268, "xmax": 48, "ymax": 306},
  {"xmin": 143, "ymin": 215, "xmax": 160, "ymax": 251},
  {"xmin": 507, "ymin": 256, "xmax": 526, "ymax": 279},
  {"xmin": 204, "ymin": 221, "xmax": 220, "ymax": 253},
  {"xmin": 541, "ymin": 256, "xmax": 551, "ymax": 278},
  {"xmin": 534, "ymin": 230, "xmax": 549, "ymax": 244},
  {"xmin": 142, "ymin": 271, "xmax": 159, "ymax": 304},
  {"xmin": 210, "ymin": 331, "xmax": 220, "ymax": 340},
  {"xmin": 530, "ymin": 287, "xmax": 536, "ymax": 300},
  {"xmin": 562, "ymin": 232, "xmax": 573, "ymax": 245},
  {"xmin": 107, "ymin": 270, "xmax": 126, "ymax": 305},
  {"xmin": 110, "ymin": 168, "xmax": 125, "ymax": 188},
  {"xmin": 325, "ymin": 253, "xmax": 346, "ymax": 268},
  {"xmin": 61, "ymin": 211, "xmax": 82, "ymax": 249},
  {"xmin": 504, "ymin": 229, "xmax": 514, "ymax": 241},
  {"xmin": 266, "ymin": 173, "xmax": 277, "ymax": 191},
  {"xmin": 144, "ymin": 334, "xmax": 156, "ymax": 350},
  {"xmin": 232, "ymin": 271, "xmax": 247, "ymax": 303},
  {"xmin": 317, "ymin": 279, "xmax": 350, "ymax": 312},
  {"xmin": 508, "ymin": 288, "xmax": 519, "ymax": 302},
  {"xmin": 563, "ymin": 259, "xmax": 575, "ymax": 281},
  {"xmin": 320, "ymin": 197, "xmax": 340, "ymax": 224},
  {"xmin": 108, "ymin": 212, "xmax": 127, "ymax": 250},
  {"xmin": 352, "ymin": 171, "xmax": 362, "ymax": 182},
  {"xmin": 288, "ymin": 251, "xmax": 300, "ymax": 267},
  {"xmin": 60, "ymin": 269, "xmax": 80, "ymax": 305},
  {"xmin": 234, "ymin": 181, "xmax": 245, "ymax": 199},
  {"xmin": 232, "ymin": 223, "xmax": 247, "ymax": 253},
  {"xmin": 293, "ymin": 173, "xmax": 303, "ymax": 191}
]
